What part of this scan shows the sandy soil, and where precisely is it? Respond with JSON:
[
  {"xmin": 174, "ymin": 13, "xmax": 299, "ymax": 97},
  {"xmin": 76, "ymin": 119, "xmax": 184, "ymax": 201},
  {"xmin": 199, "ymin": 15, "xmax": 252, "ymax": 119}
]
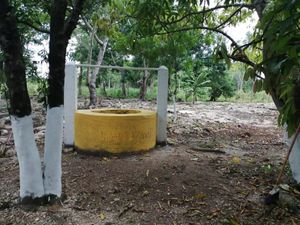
[{"xmin": 0, "ymin": 98, "xmax": 299, "ymax": 225}]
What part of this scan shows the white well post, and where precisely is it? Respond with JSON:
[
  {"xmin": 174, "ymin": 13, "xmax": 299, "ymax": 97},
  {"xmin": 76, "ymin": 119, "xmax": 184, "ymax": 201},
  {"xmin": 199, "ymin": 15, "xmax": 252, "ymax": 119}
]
[
  {"xmin": 64, "ymin": 63, "xmax": 77, "ymax": 146},
  {"xmin": 157, "ymin": 66, "xmax": 169, "ymax": 144}
]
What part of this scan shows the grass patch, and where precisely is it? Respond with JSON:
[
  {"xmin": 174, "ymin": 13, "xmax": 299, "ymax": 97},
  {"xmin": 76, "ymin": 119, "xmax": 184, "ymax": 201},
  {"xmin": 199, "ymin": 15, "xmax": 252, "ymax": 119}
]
[
  {"xmin": 223, "ymin": 90, "xmax": 272, "ymax": 103},
  {"xmin": 79, "ymin": 86, "xmax": 157, "ymax": 100}
]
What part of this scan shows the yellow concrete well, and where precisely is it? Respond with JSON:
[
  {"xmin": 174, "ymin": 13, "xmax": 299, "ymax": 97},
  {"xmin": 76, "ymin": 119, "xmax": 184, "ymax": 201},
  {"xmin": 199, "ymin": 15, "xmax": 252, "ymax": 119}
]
[{"xmin": 74, "ymin": 109, "xmax": 157, "ymax": 154}]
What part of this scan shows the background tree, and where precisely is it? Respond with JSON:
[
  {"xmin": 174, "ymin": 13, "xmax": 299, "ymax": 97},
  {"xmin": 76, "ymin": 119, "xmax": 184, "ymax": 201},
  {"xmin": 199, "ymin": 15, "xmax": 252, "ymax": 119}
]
[{"xmin": 180, "ymin": 60, "xmax": 211, "ymax": 104}]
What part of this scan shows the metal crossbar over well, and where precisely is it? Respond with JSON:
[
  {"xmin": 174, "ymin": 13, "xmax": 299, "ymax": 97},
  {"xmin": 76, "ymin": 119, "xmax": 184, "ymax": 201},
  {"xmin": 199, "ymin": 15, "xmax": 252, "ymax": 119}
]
[{"xmin": 63, "ymin": 63, "xmax": 169, "ymax": 147}]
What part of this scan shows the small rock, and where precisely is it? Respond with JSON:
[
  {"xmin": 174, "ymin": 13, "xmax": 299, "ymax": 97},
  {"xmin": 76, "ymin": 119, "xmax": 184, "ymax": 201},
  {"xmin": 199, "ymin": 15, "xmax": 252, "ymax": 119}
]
[{"xmin": 63, "ymin": 147, "xmax": 74, "ymax": 153}]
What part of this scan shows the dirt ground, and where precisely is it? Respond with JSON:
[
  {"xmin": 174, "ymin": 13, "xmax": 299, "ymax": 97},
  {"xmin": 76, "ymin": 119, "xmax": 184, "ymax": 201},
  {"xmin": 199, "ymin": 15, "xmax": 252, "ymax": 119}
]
[{"xmin": 1, "ymin": 98, "xmax": 300, "ymax": 225}]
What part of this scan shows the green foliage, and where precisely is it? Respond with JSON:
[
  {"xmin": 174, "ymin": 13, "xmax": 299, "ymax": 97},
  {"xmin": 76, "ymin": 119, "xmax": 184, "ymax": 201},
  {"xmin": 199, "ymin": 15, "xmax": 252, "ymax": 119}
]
[
  {"xmin": 125, "ymin": 0, "xmax": 300, "ymax": 137},
  {"xmin": 243, "ymin": 67, "xmax": 256, "ymax": 81},
  {"xmin": 257, "ymin": 0, "xmax": 300, "ymax": 136},
  {"xmin": 226, "ymin": 90, "xmax": 272, "ymax": 103},
  {"xmin": 216, "ymin": 42, "xmax": 231, "ymax": 68},
  {"xmin": 11, "ymin": 0, "xmax": 298, "ymax": 139},
  {"xmin": 181, "ymin": 69, "xmax": 211, "ymax": 101},
  {"xmin": 179, "ymin": 46, "xmax": 235, "ymax": 102},
  {"xmin": 206, "ymin": 63, "xmax": 235, "ymax": 101},
  {"xmin": 0, "ymin": 69, "xmax": 8, "ymax": 100},
  {"xmin": 79, "ymin": 86, "xmax": 156, "ymax": 100},
  {"xmin": 27, "ymin": 76, "xmax": 48, "ymax": 107},
  {"xmin": 0, "ymin": 55, "xmax": 8, "ymax": 101}
]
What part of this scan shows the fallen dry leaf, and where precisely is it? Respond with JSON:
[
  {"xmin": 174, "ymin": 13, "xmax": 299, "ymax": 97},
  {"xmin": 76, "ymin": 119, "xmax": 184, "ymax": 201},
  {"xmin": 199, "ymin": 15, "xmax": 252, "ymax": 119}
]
[
  {"xmin": 231, "ymin": 156, "xmax": 241, "ymax": 164},
  {"xmin": 194, "ymin": 193, "xmax": 207, "ymax": 200},
  {"xmin": 99, "ymin": 212, "xmax": 106, "ymax": 220}
]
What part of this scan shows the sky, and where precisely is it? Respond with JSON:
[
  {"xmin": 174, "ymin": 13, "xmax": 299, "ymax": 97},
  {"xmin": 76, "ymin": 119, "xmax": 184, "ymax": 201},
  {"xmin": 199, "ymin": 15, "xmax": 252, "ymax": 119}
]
[{"xmin": 225, "ymin": 14, "xmax": 258, "ymax": 44}]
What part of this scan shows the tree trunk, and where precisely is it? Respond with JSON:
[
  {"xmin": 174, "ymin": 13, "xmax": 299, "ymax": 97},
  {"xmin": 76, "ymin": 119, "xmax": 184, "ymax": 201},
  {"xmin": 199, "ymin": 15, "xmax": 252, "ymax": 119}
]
[
  {"xmin": 121, "ymin": 69, "xmax": 126, "ymax": 97},
  {"xmin": 0, "ymin": 0, "xmax": 44, "ymax": 200},
  {"xmin": 89, "ymin": 37, "xmax": 108, "ymax": 107},
  {"xmin": 173, "ymin": 61, "xmax": 179, "ymax": 101},
  {"xmin": 44, "ymin": 0, "xmax": 84, "ymax": 199},
  {"xmin": 0, "ymin": 2, "xmax": 31, "ymax": 117},
  {"xmin": 173, "ymin": 71, "xmax": 178, "ymax": 100},
  {"xmin": 139, "ymin": 59, "xmax": 150, "ymax": 101},
  {"xmin": 78, "ymin": 66, "xmax": 83, "ymax": 96},
  {"xmin": 102, "ymin": 82, "xmax": 107, "ymax": 96},
  {"xmin": 86, "ymin": 28, "xmax": 95, "ymax": 87},
  {"xmin": 192, "ymin": 88, "xmax": 196, "ymax": 104},
  {"xmin": 43, "ymin": 0, "xmax": 68, "ymax": 198},
  {"xmin": 127, "ymin": 83, "xmax": 130, "ymax": 96},
  {"xmin": 1, "ymin": 0, "xmax": 84, "ymax": 202},
  {"xmin": 139, "ymin": 71, "xmax": 149, "ymax": 101},
  {"xmin": 150, "ymin": 77, "xmax": 155, "ymax": 97}
]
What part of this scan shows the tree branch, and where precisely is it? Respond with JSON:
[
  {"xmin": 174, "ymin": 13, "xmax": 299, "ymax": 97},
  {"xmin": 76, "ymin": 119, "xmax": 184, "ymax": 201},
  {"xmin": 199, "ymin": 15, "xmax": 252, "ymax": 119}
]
[
  {"xmin": 214, "ymin": 7, "xmax": 243, "ymax": 30},
  {"xmin": 160, "ymin": 3, "xmax": 255, "ymax": 26},
  {"xmin": 228, "ymin": 58, "xmax": 264, "ymax": 80},
  {"xmin": 155, "ymin": 25, "xmax": 240, "ymax": 49},
  {"xmin": 228, "ymin": 54, "xmax": 255, "ymax": 68},
  {"xmin": 232, "ymin": 37, "xmax": 263, "ymax": 55},
  {"xmin": 81, "ymin": 16, "xmax": 104, "ymax": 46},
  {"xmin": 64, "ymin": 0, "xmax": 85, "ymax": 40},
  {"xmin": 17, "ymin": 20, "xmax": 50, "ymax": 34},
  {"xmin": 153, "ymin": 25, "xmax": 262, "ymax": 74}
]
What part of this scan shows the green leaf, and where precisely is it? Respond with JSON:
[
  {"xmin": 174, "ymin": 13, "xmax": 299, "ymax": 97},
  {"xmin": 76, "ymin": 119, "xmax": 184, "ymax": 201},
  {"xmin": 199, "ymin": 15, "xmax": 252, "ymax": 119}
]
[
  {"xmin": 253, "ymin": 79, "xmax": 263, "ymax": 93},
  {"xmin": 220, "ymin": 43, "xmax": 231, "ymax": 68},
  {"xmin": 244, "ymin": 67, "xmax": 255, "ymax": 81}
]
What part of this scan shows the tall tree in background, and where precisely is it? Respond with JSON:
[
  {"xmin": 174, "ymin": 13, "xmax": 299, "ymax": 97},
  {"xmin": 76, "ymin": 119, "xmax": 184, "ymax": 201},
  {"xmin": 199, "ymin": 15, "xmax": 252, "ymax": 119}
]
[
  {"xmin": 0, "ymin": 0, "xmax": 85, "ymax": 203},
  {"xmin": 72, "ymin": 0, "xmax": 121, "ymax": 106}
]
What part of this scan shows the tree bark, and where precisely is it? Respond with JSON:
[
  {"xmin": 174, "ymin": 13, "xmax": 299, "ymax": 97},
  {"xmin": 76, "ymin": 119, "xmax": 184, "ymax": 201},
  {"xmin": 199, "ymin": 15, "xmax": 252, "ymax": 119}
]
[
  {"xmin": 86, "ymin": 28, "xmax": 95, "ymax": 87},
  {"xmin": 139, "ymin": 59, "xmax": 150, "ymax": 101},
  {"xmin": 173, "ymin": 61, "xmax": 179, "ymax": 100},
  {"xmin": 44, "ymin": 0, "xmax": 84, "ymax": 198},
  {"xmin": 121, "ymin": 69, "xmax": 127, "ymax": 97},
  {"xmin": 102, "ymin": 82, "xmax": 107, "ymax": 96},
  {"xmin": 0, "ymin": 0, "xmax": 31, "ymax": 117},
  {"xmin": 139, "ymin": 71, "xmax": 149, "ymax": 101},
  {"xmin": 48, "ymin": 0, "xmax": 68, "ymax": 108},
  {"xmin": 1, "ymin": 0, "xmax": 85, "ymax": 202},
  {"xmin": 0, "ymin": 0, "xmax": 44, "ymax": 201},
  {"xmin": 89, "ymin": 37, "xmax": 108, "ymax": 106},
  {"xmin": 78, "ymin": 66, "xmax": 83, "ymax": 96}
]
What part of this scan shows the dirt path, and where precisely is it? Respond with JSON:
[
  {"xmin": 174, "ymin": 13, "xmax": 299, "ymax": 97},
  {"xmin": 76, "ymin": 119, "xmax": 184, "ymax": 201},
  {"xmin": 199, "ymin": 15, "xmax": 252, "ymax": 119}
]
[{"xmin": 0, "ymin": 99, "xmax": 299, "ymax": 225}]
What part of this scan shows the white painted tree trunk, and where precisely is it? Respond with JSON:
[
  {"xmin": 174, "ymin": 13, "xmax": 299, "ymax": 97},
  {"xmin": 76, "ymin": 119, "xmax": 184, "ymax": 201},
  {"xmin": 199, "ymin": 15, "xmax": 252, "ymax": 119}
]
[
  {"xmin": 289, "ymin": 134, "xmax": 300, "ymax": 183},
  {"xmin": 43, "ymin": 106, "xmax": 64, "ymax": 196},
  {"xmin": 11, "ymin": 107, "xmax": 64, "ymax": 199},
  {"xmin": 11, "ymin": 115, "xmax": 44, "ymax": 198}
]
